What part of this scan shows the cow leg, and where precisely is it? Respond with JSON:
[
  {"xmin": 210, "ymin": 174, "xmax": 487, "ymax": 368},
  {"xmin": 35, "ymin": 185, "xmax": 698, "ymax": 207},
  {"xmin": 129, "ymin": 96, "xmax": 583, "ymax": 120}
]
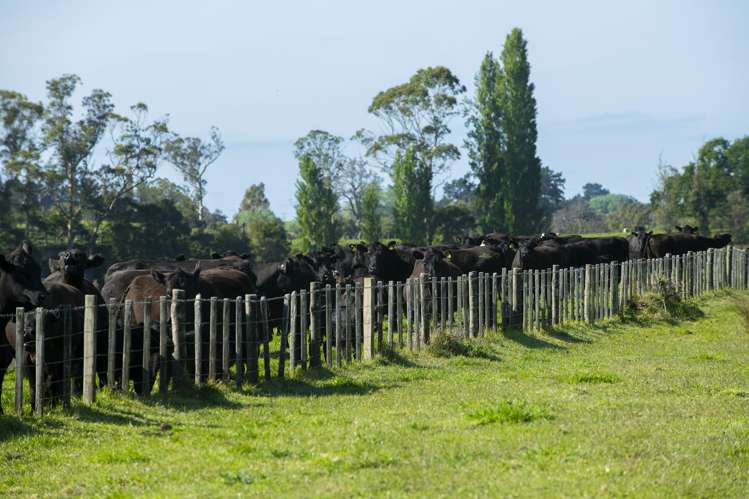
[{"xmin": 25, "ymin": 360, "xmax": 36, "ymax": 412}]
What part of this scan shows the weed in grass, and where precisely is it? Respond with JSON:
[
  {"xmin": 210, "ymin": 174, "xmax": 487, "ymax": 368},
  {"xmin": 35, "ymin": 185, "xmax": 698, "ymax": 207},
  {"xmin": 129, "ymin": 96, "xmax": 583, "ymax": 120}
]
[
  {"xmin": 624, "ymin": 277, "xmax": 703, "ymax": 322},
  {"xmin": 721, "ymin": 388, "xmax": 749, "ymax": 398},
  {"xmin": 221, "ymin": 470, "xmax": 261, "ymax": 485},
  {"xmin": 693, "ymin": 352, "xmax": 724, "ymax": 362},
  {"xmin": 567, "ymin": 371, "xmax": 621, "ymax": 384},
  {"xmin": 427, "ymin": 330, "xmax": 501, "ymax": 360},
  {"xmin": 466, "ymin": 400, "xmax": 551, "ymax": 425}
]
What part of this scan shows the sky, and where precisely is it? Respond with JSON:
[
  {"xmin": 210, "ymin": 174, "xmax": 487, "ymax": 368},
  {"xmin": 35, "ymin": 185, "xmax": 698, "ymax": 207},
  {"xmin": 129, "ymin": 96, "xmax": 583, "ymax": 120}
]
[{"xmin": 1, "ymin": 0, "xmax": 747, "ymax": 219}]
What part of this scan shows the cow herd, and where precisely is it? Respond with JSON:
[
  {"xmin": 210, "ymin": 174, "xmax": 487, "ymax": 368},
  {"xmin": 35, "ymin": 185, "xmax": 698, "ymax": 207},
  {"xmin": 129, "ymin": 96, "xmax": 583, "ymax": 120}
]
[{"xmin": 0, "ymin": 226, "xmax": 733, "ymax": 412}]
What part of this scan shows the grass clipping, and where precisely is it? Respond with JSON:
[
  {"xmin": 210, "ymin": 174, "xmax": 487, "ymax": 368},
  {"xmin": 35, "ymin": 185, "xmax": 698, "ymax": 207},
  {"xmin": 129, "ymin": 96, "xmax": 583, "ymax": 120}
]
[{"xmin": 625, "ymin": 276, "xmax": 703, "ymax": 322}]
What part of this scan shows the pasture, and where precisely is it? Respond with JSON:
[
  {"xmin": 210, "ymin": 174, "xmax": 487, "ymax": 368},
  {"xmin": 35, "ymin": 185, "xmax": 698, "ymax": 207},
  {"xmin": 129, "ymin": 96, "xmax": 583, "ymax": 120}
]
[{"xmin": 2, "ymin": 291, "xmax": 748, "ymax": 497}]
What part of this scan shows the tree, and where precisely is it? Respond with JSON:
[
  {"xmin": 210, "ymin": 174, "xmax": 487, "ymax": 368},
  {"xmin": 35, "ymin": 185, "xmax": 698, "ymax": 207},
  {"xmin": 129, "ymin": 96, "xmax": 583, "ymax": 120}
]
[
  {"xmin": 239, "ymin": 182, "xmax": 270, "ymax": 213},
  {"xmin": 360, "ymin": 182, "xmax": 382, "ymax": 242},
  {"xmin": 537, "ymin": 166, "xmax": 566, "ymax": 231},
  {"xmin": 0, "ymin": 90, "xmax": 46, "ymax": 238},
  {"xmin": 88, "ymin": 103, "xmax": 170, "ymax": 248},
  {"xmin": 362, "ymin": 66, "xmax": 465, "ymax": 183},
  {"xmin": 650, "ymin": 159, "xmax": 681, "ymax": 231},
  {"xmin": 442, "ymin": 173, "xmax": 476, "ymax": 206},
  {"xmin": 165, "ymin": 126, "xmax": 225, "ymax": 223},
  {"xmin": 294, "ymin": 129, "xmax": 376, "ymax": 231},
  {"xmin": 498, "ymin": 29, "xmax": 541, "ymax": 233},
  {"xmin": 293, "ymin": 130, "xmax": 345, "ymax": 180},
  {"xmin": 295, "ymin": 155, "xmax": 340, "ymax": 251},
  {"xmin": 235, "ymin": 209, "xmax": 289, "ymax": 263},
  {"xmin": 391, "ymin": 148, "xmax": 431, "ymax": 244},
  {"xmin": 466, "ymin": 52, "xmax": 505, "ymax": 232},
  {"xmin": 42, "ymin": 74, "xmax": 115, "ymax": 245},
  {"xmin": 582, "ymin": 182, "xmax": 610, "ymax": 199}
]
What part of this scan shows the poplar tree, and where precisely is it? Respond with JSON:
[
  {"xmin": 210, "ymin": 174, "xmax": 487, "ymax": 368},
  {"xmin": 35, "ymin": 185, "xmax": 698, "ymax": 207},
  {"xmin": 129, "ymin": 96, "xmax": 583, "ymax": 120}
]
[
  {"xmin": 359, "ymin": 182, "xmax": 382, "ymax": 242},
  {"xmin": 391, "ymin": 148, "xmax": 431, "ymax": 244},
  {"xmin": 466, "ymin": 52, "xmax": 505, "ymax": 232},
  {"xmin": 498, "ymin": 28, "xmax": 541, "ymax": 233},
  {"xmin": 295, "ymin": 155, "xmax": 339, "ymax": 251}
]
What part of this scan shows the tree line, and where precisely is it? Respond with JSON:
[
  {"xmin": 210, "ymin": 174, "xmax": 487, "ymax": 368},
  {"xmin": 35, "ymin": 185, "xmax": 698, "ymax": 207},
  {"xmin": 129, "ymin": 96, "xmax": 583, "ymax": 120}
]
[{"xmin": 2, "ymin": 28, "xmax": 747, "ymax": 269}]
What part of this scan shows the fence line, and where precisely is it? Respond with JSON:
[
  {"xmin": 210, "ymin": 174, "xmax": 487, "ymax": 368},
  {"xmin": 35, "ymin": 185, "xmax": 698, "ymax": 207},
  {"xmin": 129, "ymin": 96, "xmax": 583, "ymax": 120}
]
[{"xmin": 3, "ymin": 246, "xmax": 748, "ymax": 416}]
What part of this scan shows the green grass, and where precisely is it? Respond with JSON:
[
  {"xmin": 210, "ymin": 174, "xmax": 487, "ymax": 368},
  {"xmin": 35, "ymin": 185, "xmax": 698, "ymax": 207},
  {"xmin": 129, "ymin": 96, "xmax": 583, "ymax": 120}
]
[{"xmin": 2, "ymin": 293, "xmax": 749, "ymax": 497}]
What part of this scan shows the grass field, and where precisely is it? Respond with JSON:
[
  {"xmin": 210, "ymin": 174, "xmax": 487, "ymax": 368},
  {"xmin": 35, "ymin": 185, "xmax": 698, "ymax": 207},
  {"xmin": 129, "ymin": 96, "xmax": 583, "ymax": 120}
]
[{"xmin": 2, "ymin": 292, "xmax": 749, "ymax": 497}]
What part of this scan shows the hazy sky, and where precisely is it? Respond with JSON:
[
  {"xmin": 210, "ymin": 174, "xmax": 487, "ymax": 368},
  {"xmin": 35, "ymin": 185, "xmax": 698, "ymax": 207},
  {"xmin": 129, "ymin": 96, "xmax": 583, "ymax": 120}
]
[{"xmin": 2, "ymin": 0, "xmax": 747, "ymax": 219}]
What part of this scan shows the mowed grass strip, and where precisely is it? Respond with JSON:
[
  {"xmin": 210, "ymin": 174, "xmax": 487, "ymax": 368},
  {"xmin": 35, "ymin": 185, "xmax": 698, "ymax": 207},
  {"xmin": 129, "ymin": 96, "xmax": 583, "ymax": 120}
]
[{"xmin": 1, "ymin": 292, "xmax": 749, "ymax": 497}]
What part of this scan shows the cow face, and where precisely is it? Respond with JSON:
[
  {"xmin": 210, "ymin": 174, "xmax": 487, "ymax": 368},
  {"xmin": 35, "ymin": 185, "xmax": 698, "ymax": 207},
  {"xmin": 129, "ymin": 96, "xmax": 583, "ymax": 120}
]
[
  {"xmin": 151, "ymin": 265, "xmax": 201, "ymax": 298},
  {"xmin": 1, "ymin": 241, "xmax": 46, "ymax": 310},
  {"xmin": 49, "ymin": 249, "xmax": 104, "ymax": 285}
]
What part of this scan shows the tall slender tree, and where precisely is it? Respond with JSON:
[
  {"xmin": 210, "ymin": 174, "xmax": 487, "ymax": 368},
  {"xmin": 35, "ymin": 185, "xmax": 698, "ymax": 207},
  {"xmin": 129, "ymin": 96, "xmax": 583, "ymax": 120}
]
[
  {"xmin": 360, "ymin": 182, "xmax": 382, "ymax": 242},
  {"xmin": 466, "ymin": 52, "xmax": 505, "ymax": 232},
  {"xmin": 391, "ymin": 148, "xmax": 431, "ymax": 244},
  {"xmin": 498, "ymin": 28, "xmax": 541, "ymax": 233},
  {"xmin": 295, "ymin": 155, "xmax": 339, "ymax": 251}
]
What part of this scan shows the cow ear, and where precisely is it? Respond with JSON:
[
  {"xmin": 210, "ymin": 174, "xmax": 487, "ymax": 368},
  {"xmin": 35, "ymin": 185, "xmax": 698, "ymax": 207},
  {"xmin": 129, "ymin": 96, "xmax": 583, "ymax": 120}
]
[
  {"xmin": 151, "ymin": 270, "xmax": 166, "ymax": 285},
  {"xmin": 87, "ymin": 254, "xmax": 104, "ymax": 269},
  {"xmin": 446, "ymin": 251, "xmax": 452, "ymax": 261},
  {"xmin": 22, "ymin": 240, "xmax": 32, "ymax": 256},
  {"xmin": 388, "ymin": 241, "xmax": 397, "ymax": 249},
  {"xmin": 356, "ymin": 244, "xmax": 368, "ymax": 253},
  {"xmin": 413, "ymin": 250, "xmax": 424, "ymax": 260},
  {"xmin": 48, "ymin": 258, "xmax": 61, "ymax": 273},
  {"xmin": 211, "ymin": 252, "xmax": 221, "ymax": 259},
  {"xmin": 175, "ymin": 254, "xmax": 186, "ymax": 261},
  {"xmin": 675, "ymin": 225, "xmax": 682, "ymax": 231},
  {"xmin": 0, "ymin": 255, "xmax": 14, "ymax": 272}
]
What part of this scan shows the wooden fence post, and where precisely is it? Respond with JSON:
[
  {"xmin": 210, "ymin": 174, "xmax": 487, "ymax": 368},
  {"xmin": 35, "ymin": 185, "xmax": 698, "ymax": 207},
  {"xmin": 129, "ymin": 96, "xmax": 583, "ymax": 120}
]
[
  {"xmin": 278, "ymin": 294, "xmax": 289, "ymax": 378},
  {"xmin": 584, "ymin": 265, "xmax": 592, "ymax": 323},
  {"xmin": 325, "ymin": 285, "xmax": 333, "ymax": 368},
  {"xmin": 34, "ymin": 307, "xmax": 45, "ymax": 416},
  {"xmin": 83, "ymin": 295, "xmax": 97, "ymax": 404},
  {"xmin": 245, "ymin": 294, "xmax": 258, "ymax": 383},
  {"xmin": 406, "ymin": 279, "xmax": 414, "ymax": 350},
  {"xmin": 159, "ymin": 296, "xmax": 169, "ymax": 394},
  {"xmin": 396, "ymin": 282, "xmax": 404, "ymax": 347},
  {"xmin": 122, "ymin": 299, "xmax": 132, "ymax": 391},
  {"xmin": 309, "ymin": 283, "xmax": 320, "ymax": 368},
  {"xmin": 363, "ymin": 277, "xmax": 375, "ymax": 360},
  {"xmin": 468, "ymin": 271, "xmax": 477, "ymax": 338},
  {"xmin": 301, "ymin": 290, "xmax": 309, "ymax": 369},
  {"xmin": 334, "ymin": 285, "xmax": 342, "ymax": 367},
  {"xmin": 345, "ymin": 285, "xmax": 352, "ymax": 362},
  {"xmin": 170, "ymin": 289, "xmax": 186, "ymax": 387},
  {"xmin": 15, "ymin": 307, "xmax": 25, "ymax": 415},
  {"xmin": 142, "ymin": 298, "xmax": 152, "ymax": 396},
  {"xmin": 419, "ymin": 274, "xmax": 428, "ymax": 345},
  {"xmin": 260, "ymin": 297, "xmax": 271, "ymax": 381},
  {"xmin": 107, "ymin": 298, "xmax": 117, "ymax": 389},
  {"xmin": 388, "ymin": 281, "xmax": 395, "ymax": 346},
  {"xmin": 289, "ymin": 291, "xmax": 297, "ymax": 373},
  {"xmin": 355, "ymin": 282, "xmax": 363, "ymax": 360},
  {"xmin": 193, "ymin": 294, "xmax": 203, "ymax": 386},
  {"xmin": 230, "ymin": 297, "xmax": 239, "ymax": 383},
  {"xmin": 208, "ymin": 297, "xmax": 217, "ymax": 382}
]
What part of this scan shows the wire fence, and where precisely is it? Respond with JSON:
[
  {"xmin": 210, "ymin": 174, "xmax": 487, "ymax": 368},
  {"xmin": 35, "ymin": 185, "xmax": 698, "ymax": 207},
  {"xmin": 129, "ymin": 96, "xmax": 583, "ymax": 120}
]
[{"xmin": 2, "ymin": 246, "xmax": 747, "ymax": 417}]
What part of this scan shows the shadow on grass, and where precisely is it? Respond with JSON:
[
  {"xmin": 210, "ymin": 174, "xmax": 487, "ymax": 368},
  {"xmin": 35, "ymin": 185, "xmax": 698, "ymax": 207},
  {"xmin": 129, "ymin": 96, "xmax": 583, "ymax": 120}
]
[
  {"xmin": 0, "ymin": 415, "xmax": 33, "ymax": 442},
  {"xmin": 546, "ymin": 330, "xmax": 592, "ymax": 344},
  {"xmin": 503, "ymin": 328, "xmax": 564, "ymax": 350},
  {"xmin": 252, "ymin": 376, "xmax": 378, "ymax": 398},
  {"xmin": 141, "ymin": 384, "xmax": 244, "ymax": 411}
]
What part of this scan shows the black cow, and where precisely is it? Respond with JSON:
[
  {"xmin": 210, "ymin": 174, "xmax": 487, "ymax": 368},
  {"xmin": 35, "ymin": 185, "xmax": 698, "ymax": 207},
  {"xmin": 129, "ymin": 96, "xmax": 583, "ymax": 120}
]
[
  {"xmin": 6, "ymin": 282, "xmax": 85, "ymax": 410},
  {"xmin": 642, "ymin": 233, "xmax": 731, "ymax": 259},
  {"xmin": 446, "ymin": 244, "xmax": 514, "ymax": 274},
  {"xmin": 46, "ymin": 249, "xmax": 109, "ymax": 387},
  {"xmin": 365, "ymin": 241, "xmax": 417, "ymax": 283},
  {"xmin": 0, "ymin": 241, "xmax": 47, "ymax": 413}
]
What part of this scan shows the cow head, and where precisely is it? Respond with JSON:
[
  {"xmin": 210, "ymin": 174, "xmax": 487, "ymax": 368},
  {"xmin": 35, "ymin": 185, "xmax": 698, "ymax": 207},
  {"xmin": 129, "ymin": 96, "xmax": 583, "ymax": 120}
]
[
  {"xmin": 712, "ymin": 233, "xmax": 732, "ymax": 248},
  {"xmin": 277, "ymin": 256, "xmax": 317, "ymax": 292},
  {"xmin": 49, "ymin": 249, "xmax": 104, "ymax": 286},
  {"xmin": 675, "ymin": 225, "xmax": 698, "ymax": 234},
  {"xmin": 1, "ymin": 241, "xmax": 46, "ymax": 311},
  {"xmin": 151, "ymin": 264, "xmax": 202, "ymax": 298}
]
